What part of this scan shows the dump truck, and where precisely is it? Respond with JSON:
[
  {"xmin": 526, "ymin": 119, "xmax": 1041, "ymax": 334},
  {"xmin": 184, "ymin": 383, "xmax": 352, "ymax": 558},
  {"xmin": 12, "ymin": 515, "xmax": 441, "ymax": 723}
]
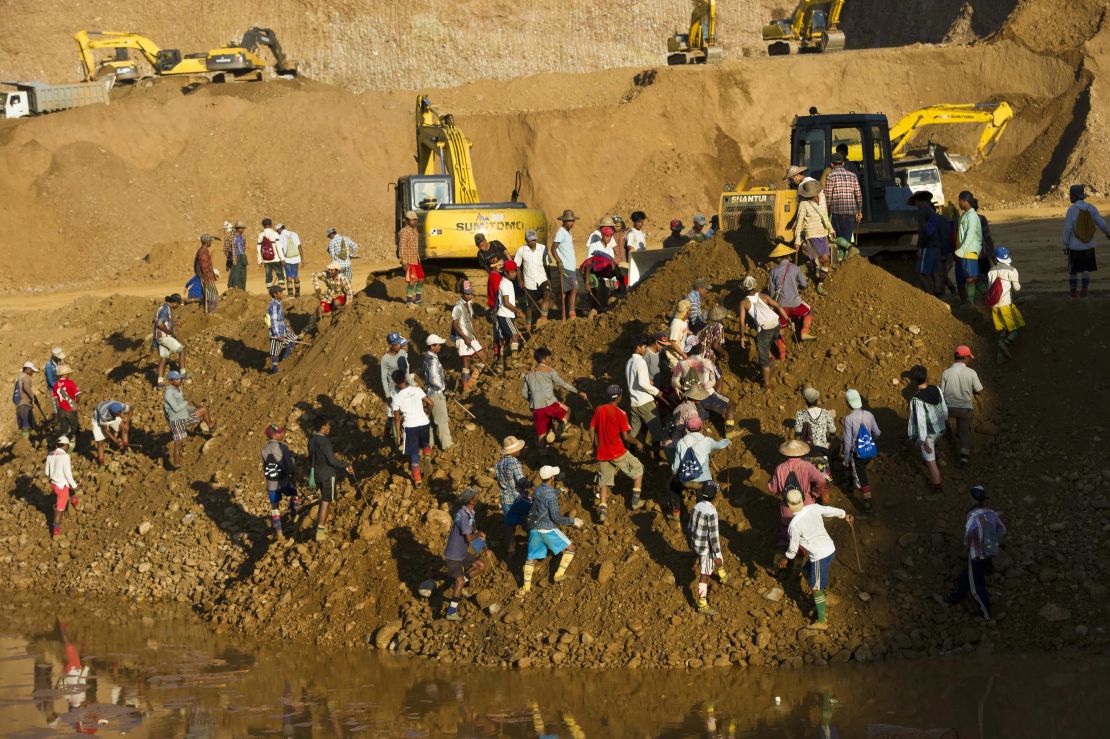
[{"xmin": 1, "ymin": 79, "xmax": 112, "ymax": 119}]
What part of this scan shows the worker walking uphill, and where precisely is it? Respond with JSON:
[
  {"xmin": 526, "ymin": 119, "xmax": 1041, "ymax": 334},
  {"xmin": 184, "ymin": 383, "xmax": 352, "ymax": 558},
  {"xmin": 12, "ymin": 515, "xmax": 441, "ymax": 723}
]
[
  {"xmin": 769, "ymin": 243, "xmax": 817, "ymax": 341},
  {"xmin": 519, "ymin": 465, "xmax": 584, "ymax": 597},
  {"xmin": 257, "ymin": 218, "xmax": 286, "ymax": 290},
  {"xmin": 770, "ymin": 439, "xmax": 828, "ymax": 545},
  {"xmin": 91, "ymin": 400, "xmax": 131, "ymax": 466},
  {"xmin": 907, "ymin": 364, "xmax": 948, "ymax": 493},
  {"xmin": 842, "ymin": 389, "xmax": 881, "ymax": 510},
  {"xmin": 739, "ymin": 276, "xmax": 790, "ymax": 390},
  {"xmin": 670, "ymin": 416, "xmax": 730, "ymax": 523},
  {"xmin": 451, "ymin": 280, "xmax": 492, "ymax": 391},
  {"xmin": 326, "ymin": 227, "xmax": 359, "ymax": 282},
  {"xmin": 551, "ymin": 210, "xmax": 580, "ymax": 319},
  {"xmin": 688, "ymin": 481, "xmax": 727, "ymax": 615},
  {"xmin": 45, "ymin": 436, "xmax": 79, "ymax": 539},
  {"xmin": 163, "ymin": 371, "xmax": 217, "ymax": 469},
  {"xmin": 778, "ymin": 490, "xmax": 854, "ymax": 631},
  {"xmin": 397, "ymin": 210, "xmax": 425, "ymax": 305},
  {"xmin": 1062, "ymin": 184, "xmax": 1108, "ymax": 297},
  {"xmin": 521, "ymin": 347, "xmax": 587, "ymax": 447},
  {"xmin": 277, "ymin": 223, "xmax": 303, "ymax": 297},
  {"xmin": 986, "ymin": 247, "xmax": 1024, "ymax": 361},
  {"xmin": 794, "ymin": 180, "xmax": 836, "ymax": 293},
  {"xmin": 686, "ymin": 278, "xmax": 709, "ymax": 333},
  {"xmin": 943, "ymin": 484, "xmax": 1006, "ymax": 620},
  {"xmin": 422, "ymin": 334, "xmax": 453, "ymax": 450},
  {"xmin": 910, "ymin": 192, "xmax": 948, "ymax": 298},
  {"xmin": 308, "ymin": 416, "xmax": 353, "ymax": 542},
  {"xmin": 224, "ymin": 221, "xmax": 248, "ymax": 291},
  {"xmin": 514, "ymin": 229, "xmax": 552, "ymax": 327},
  {"xmin": 495, "ymin": 435, "xmax": 531, "ymax": 557},
  {"xmin": 626, "ymin": 335, "xmax": 665, "ymax": 448},
  {"xmin": 152, "ymin": 294, "xmax": 187, "ymax": 388},
  {"xmin": 825, "ymin": 151, "xmax": 863, "ymax": 244},
  {"xmin": 380, "ymin": 332, "xmax": 410, "ymax": 434},
  {"xmin": 391, "ymin": 370, "xmax": 434, "ymax": 486},
  {"xmin": 794, "ymin": 387, "xmax": 836, "ymax": 480},
  {"xmin": 51, "ymin": 365, "xmax": 80, "ymax": 447},
  {"xmin": 14, "ymin": 361, "xmax": 42, "ymax": 441},
  {"xmin": 940, "ymin": 346, "xmax": 983, "ymax": 467},
  {"xmin": 266, "ymin": 285, "xmax": 300, "ymax": 374},
  {"xmin": 444, "ymin": 488, "xmax": 488, "ymax": 621},
  {"xmin": 495, "ymin": 260, "xmax": 526, "ymax": 370},
  {"xmin": 194, "ymin": 235, "xmax": 220, "ymax": 314},
  {"xmin": 44, "ymin": 347, "xmax": 64, "ymax": 419},
  {"xmin": 590, "ymin": 385, "xmax": 646, "ymax": 522},
  {"xmin": 260, "ymin": 424, "xmax": 299, "ymax": 538}
]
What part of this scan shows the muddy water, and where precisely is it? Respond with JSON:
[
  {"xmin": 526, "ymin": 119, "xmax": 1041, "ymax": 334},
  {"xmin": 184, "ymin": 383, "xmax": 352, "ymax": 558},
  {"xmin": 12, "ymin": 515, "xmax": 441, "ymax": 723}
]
[{"xmin": 0, "ymin": 598, "xmax": 1104, "ymax": 737}]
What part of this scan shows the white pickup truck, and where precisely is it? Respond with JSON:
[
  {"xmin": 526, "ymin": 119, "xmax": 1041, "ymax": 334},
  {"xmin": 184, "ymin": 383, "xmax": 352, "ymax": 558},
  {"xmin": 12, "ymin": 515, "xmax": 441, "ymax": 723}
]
[{"xmin": 1, "ymin": 79, "xmax": 111, "ymax": 119}]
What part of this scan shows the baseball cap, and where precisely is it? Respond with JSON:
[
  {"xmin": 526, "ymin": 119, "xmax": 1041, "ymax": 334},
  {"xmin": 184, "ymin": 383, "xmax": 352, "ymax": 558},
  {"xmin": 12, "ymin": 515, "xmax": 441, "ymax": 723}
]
[
  {"xmin": 970, "ymin": 484, "xmax": 987, "ymax": 502},
  {"xmin": 426, "ymin": 334, "xmax": 447, "ymax": 346},
  {"xmin": 686, "ymin": 415, "xmax": 704, "ymax": 431},
  {"xmin": 803, "ymin": 387, "xmax": 820, "ymax": 403},
  {"xmin": 168, "ymin": 293, "xmax": 183, "ymax": 304},
  {"xmin": 539, "ymin": 465, "xmax": 561, "ymax": 480},
  {"xmin": 56, "ymin": 435, "xmax": 70, "ymax": 447},
  {"xmin": 460, "ymin": 279, "xmax": 474, "ymax": 294},
  {"xmin": 831, "ymin": 152, "xmax": 846, "ymax": 164},
  {"xmin": 955, "ymin": 345, "xmax": 975, "ymax": 359},
  {"xmin": 652, "ymin": 331, "xmax": 668, "ymax": 343},
  {"xmin": 22, "ymin": 361, "xmax": 38, "ymax": 372},
  {"xmin": 474, "ymin": 233, "xmax": 487, "ymax": 245},
  {"xmin": 276, "ymin": 223, "xmax": 285, "ymax": 230},
  {"xmin": 669, "ymin": 219, "xmax": 684, "ymax": 230},
  {"xmin": 387, "ymin": 332, "xmax": 408, "ymax": 346},
  {"xmin": 995, "ymin": 246, "xmax": 1011, "ymax": 263},
  {"xmin": 404, "ymin": 210, "xmax": 417, "ymax": 220},
  {"xmin": 200, "ymin": 234, "xmax": 218, "ymax": 243},
  {"xmin": 265, "ymin": 424, "xmax": 285, "ymax": 438},
  {"xmin": 326, "ymin": 227, "xmax": 337, "ymax": 236},
  {"xmin": 167, "ymin": 370, "xmax": 182, "ymax": 381},
  {"xmin": 525, "ymin": 229, "xmax": 537, "ymax": 241},
  {"xmin": 502, "ymin": 260, "xmax": 518, "ymax": 272},
  {"xmin": 459, "ymin": 488, "xmax": 479, "ymax": 504},
  {"xmin": 606, "ymin": 384, "xmax": 622, "ymax": 399},
  {"xmin": 693, "ymin": 213, "xmax": 707, "ymax": 226},
  {"xmin": 845, "ymin": 389, "xmax": 862, "ymax": 409},
  {"xmin": 51, "ymin": 347, "xmax": 66, "ymax": 359}
]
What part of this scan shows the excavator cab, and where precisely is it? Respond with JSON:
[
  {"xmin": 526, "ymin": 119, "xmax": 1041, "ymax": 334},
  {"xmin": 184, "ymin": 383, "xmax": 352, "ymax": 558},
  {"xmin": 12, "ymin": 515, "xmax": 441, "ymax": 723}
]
[{"xmin": 154, "ymin": 49, "xmax": 183, "ymax": 73}]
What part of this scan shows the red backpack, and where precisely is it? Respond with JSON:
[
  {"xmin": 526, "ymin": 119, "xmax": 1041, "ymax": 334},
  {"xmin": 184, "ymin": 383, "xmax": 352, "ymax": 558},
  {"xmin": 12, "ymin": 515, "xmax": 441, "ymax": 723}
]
[
  {"xmin": 260, "ymin": 236, "xmax": 276, "ymax": 261},
  {"xmin": 986, "ymin": 276, "xmax": 1003, "ymax": 307}
]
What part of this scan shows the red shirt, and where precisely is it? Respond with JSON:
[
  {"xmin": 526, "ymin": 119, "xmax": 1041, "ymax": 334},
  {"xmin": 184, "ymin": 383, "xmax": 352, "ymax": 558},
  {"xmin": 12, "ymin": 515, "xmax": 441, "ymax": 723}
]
[
  {"xmin": 590, "ymin": 404, "xmax": 631, "ymax": 461},
  {"xmin": 53, "ymin": 378, "xmax": 81, "ymax": 412},
  {"xmin": 487, "ymin": 271, "xmax": 502, "ymax": 310}
]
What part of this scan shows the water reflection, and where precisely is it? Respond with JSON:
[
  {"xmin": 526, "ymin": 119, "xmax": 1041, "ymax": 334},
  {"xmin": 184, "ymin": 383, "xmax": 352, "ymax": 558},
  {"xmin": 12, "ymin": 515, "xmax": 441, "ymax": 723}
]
[{"xmin": 0, "ymin": 598, "xmax": 1104, "ymax": 737}]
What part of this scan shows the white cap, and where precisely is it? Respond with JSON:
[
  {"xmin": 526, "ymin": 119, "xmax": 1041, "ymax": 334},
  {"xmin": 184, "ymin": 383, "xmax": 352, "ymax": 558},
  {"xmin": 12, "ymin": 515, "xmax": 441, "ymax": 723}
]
[
  {"xmin": 539, "ymin": 465, "xmax": 561, "ymax": 480},
  {"xmin": 426, "ymin": 334, "xmax": 446, "ymax": 346},
  {"xmin": 22, "ymin": 362, "xmax": 38, "ymax": 372},
  {"xmin": 51, "ymin": 347, "xmax": 66, "ymax": 359},
  {"xmin": 56, "ymin": 435, "xmax": 70, "ymax": 446}
]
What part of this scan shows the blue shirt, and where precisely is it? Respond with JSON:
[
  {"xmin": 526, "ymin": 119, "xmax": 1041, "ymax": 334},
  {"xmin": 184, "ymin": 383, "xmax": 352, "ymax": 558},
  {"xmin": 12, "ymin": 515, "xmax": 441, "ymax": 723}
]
[
  {"xmin": 267, "ymin": 299, "xmax": 286, "ymax": 338},
  {"xmin": 671, "ymin": 432, "xmax": 730, "ymax": 483},
  {"xmin": 44, "ymin": 358, "xmax": 59, "ymax": 390},
  {"xmin": 152, "ymin": 303, "xmax": 174, "ymax": 349},
  {"xmin": 494, "ymin": 455, "xmax": 526, "ymax": 509},
  {"xmin": 686, "ymin": 289, "xmax": 703, "ymax": 323},
  {"xmin": 528, "ymin": 483, "xmax": 574, "ymax": 531},
  {"xmin": 553, "ymin": 226, "xmax": 576, "ymax": 269},
  {"xmin": 444, "ymin": 507, "xmax": 475, "ymax": 561}
]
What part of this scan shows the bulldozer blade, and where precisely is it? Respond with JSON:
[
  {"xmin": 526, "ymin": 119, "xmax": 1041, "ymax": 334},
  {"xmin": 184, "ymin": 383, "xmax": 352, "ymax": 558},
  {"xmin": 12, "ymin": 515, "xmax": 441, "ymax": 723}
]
[{"xmin": 821, "ymin": 31, "xmax": 846, "ymax": 52}]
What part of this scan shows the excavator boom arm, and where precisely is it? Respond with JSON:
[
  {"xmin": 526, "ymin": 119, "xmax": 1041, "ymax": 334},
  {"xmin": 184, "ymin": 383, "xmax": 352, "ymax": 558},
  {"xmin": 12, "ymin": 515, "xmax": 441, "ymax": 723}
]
[
  {"xmin": 415, "ymin": 96, "xmax": 480, "ymax": 205},
  {"xmin": 75, "ymin": 30, "xmax": 164, "ymax": 79},
  {"xmin": 688, "ymin": 1, "xmax": 718, "ymax": 49},
  {"xmin": 889, "ymin": 102, "xmax": 1013, "ymax": 160}
]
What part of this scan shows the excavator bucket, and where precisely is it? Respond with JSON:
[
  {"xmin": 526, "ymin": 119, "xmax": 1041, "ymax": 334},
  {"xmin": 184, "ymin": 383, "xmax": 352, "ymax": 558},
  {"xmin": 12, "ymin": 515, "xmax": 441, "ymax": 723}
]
[
  {"xmin": 704, "ymin": 46, "xmax": 724, "ymax": 63},
  {"xmin": 820, "ymin": 30, "xmax": 846, "ymax": 52}
]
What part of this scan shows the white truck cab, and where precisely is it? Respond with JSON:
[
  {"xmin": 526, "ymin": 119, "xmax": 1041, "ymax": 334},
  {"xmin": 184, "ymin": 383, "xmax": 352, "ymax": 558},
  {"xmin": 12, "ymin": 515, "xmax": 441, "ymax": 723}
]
[{"xmin": 0, "ymin": 90, "xmax": 30, "ymax": 118}]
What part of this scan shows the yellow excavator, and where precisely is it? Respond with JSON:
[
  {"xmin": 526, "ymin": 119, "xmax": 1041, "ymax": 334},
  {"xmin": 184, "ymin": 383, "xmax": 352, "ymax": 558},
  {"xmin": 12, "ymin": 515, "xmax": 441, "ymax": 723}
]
[
  {"xmin": 667, "ymin": 1, "xmax": 723, "ymax": 65},
  {"xmin": 888, "ymin": 102, "xmax": 1013, "ymax": 172},
  {"xmin": 394, "ymin": 96, "xmax": 547, "ymax": 260},
  {"xmin": 75, "ymin": 30, "xmax": 270, "ymax": 83},
  {"xmin": 763, "ymin": 0, "xmax": 846, "ymax": 55}
]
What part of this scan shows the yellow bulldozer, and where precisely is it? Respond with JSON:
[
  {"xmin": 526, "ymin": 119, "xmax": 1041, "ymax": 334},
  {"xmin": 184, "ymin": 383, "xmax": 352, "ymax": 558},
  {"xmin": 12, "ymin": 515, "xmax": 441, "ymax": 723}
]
[
  {"xmin": 666, "ymin": 0, "xmax": 723, "ymax": 65},
  {"xmin": 763, "ymin": 0, "xmax": 846, "ymax": 55},
  {"xmin": 75, "ymin": 28, "xmax": 297, "ymax": 84},
  {"xmin": 394, "ymin": 97, "xmax": 547, "ymax": 260}
]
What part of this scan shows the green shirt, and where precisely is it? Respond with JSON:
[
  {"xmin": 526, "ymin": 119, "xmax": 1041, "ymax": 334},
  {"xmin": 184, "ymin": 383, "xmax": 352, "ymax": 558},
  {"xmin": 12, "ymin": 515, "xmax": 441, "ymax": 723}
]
[{"xmin": 956, "ymin": 208, "xmax": 981, "ymax": 259}]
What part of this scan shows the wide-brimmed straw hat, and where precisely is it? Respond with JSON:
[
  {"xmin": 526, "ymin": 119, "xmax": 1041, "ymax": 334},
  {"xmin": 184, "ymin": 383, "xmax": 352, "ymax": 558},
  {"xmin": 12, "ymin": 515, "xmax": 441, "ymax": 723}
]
[
  {"xmin": 769, "ymin": 243, "xmax": 796, "ymax": 259},
  {"xmin": 501, "ymin": 436, "xmax": 526, "ymax": 455},
  {"xmin": 779, "ymin": 439, "xmax": 811, "ymax": 457}
]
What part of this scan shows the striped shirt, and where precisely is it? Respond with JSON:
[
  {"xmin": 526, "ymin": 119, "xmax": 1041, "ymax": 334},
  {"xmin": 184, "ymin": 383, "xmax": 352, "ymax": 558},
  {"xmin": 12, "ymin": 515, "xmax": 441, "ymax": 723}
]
[
  {"xmin": 494, "ymin": 455, "xmax": 525, "ymax": 509},
  {"xmin": 327, "ymin": 234, "xmax": 359, "ymax": 263},
  {"xmin": 688, "ymin": 500, "xmax": 722, "ymax": 559},
  {"xmin": 312, "ymin": 272, "xmax": 352, "ymax": 301},
  {"xmin": 907, "ymin": 385, "xmax": 949, "ymax": 442},
  {"xmin": 397, "ymin": 225, "xmax": 420, "ymax": 265}
]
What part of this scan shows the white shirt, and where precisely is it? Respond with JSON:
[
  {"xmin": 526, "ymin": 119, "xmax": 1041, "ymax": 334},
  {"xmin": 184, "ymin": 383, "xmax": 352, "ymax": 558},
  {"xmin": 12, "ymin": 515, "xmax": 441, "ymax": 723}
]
[
  {"xmin": 44, "ymin": 448, "xmax": 77, "ymax": 489},
  {"xmin": 391, "ymin": 386, "xmax": 430, "ymax": 428},
  {"xmin": 257, "ymin": 228, "xmax": 284, "ymax": 263},
  {"xmin": 625, "ymin": 353, "xmax": 660, "ymax": 407},
  {"xmin": 785, "ymin": 504, "xmax": 846, "ymax": 561},
  {"xmin": 280, "ymin": 230, "xmax": 302, "ymax": 264},
  {"xmin": 553, "ymin": 226, "xmax": 576, "ymax": 269},
  {"xmin": 496, "ymin": 278, "xmax": 517, "ymax": 318},
  {"xmin": 514, "ymin": 244, "xmax": 549, "ymax": 290},
  {"xmin": 586, "ymin": 230, "xmax": 616, "ymax": 259},
  {"xmin": 745, "ymin": 292, "xmax": 779, "ymax": 330},
  {"xmin": 626, "ymin": 228, "xmax": 646, "ymax": 253},
  {"xmin": 986, "ymin": 263, "xmax": 1021, "ymax": 307},
  {"xmin": 798, "ymin": 177, "xmax": 828, "ymax": 213}
]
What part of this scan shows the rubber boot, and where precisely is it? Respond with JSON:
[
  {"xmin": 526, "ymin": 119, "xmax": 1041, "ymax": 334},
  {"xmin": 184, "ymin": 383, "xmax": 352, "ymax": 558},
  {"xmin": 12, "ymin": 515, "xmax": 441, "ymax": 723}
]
[
  {"xmin": 553, "ymin": 550, "xmax": 574, "ymax": 582},
  {"xmin": 774, "ymin": 337, "xmax": 787, "ymax": 361},
  {"xmin": 519, "ymin": 562, "xmax": 536, "ymax": 596},
  {"xmin": 799, "ymin": 314, "xmax": 816, "ymax": 341},
  {"xmin": 270, "ymin": 509, "xmax": 284, "ymax": 537},
  {"xmin": 411, "ymin": 464, "xmax": 422, "ymax": 486}
]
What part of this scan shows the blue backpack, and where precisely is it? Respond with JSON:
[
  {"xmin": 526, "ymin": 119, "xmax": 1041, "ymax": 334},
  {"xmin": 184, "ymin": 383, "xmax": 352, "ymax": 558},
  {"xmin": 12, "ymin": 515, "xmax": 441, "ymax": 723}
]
[
  {"xmin": 677, "ymin": 445, "xmax": 704, "ymax": 483},
  {"xmin": 11, "ymin": 378, "xmax": 21, "ymax": 406},
  {"xmin": 855, "ymin": 424, "xmax": 877, "ymax": 460}
]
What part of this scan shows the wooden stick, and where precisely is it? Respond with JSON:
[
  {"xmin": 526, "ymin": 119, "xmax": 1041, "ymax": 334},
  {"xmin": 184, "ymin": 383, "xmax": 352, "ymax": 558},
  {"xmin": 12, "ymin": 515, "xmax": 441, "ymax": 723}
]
[
  {"xmin": 849, "ymin": 520, "xmax": 863, "ymax": 572},
  {"xmin": 451, "ymin": 397, "xmax": 477, "ymax": 420}
]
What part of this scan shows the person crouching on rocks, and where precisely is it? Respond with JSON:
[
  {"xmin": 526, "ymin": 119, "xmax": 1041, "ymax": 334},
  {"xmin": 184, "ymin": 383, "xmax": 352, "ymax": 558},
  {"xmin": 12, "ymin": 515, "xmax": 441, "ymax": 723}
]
[
  {"xmin": 163, "ymin": 371, "xmax": 217, "ymax": 469},
  {"xmin": 777, "ymin": 489, "xmax": 854, "ymax": 631},
  {"xmin": 688, "ymin": 481, "xmax": 727, "ymax": 615},
  {"xmin": 444, "ymin": 488, "xmax": 488, "ymax": 622},
  {"xmin": 519, "ymin": 465, "xmax": 584, "ymax": 598}
]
